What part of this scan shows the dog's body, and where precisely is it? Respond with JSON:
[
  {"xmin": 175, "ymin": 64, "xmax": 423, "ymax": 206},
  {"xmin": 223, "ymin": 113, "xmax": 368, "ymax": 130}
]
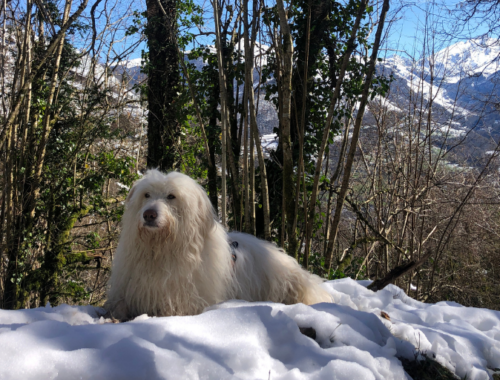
[{"xmin": 106, "ymin": 170, "xmax": 331, "ymax": 320}]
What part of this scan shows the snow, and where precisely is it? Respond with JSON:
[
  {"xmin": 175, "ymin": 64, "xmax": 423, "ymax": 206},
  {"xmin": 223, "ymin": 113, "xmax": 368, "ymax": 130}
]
[
  {"xmin": 0, "ymin": 279, "xmax": 499, "ymax": 380},
  {"xmin": 261, "ymin": 133, "xmax": 279, "ymax": 153},
  {"xmin": 382, "ymin": 38, "xmax": 500, "ymax": 121},
  {"xmin": 334, "ymin": 132, "xmax": 353, "ymax": 142},
  {"xmin": 328, "ymin": 279, "xmax": 500, "ymax": 379},
  {"xmin": 234, "ymin": 39, "xmax": 270, "ymax": 67},
  {"xmin": 383, "ymin": 55, "xmax": 471, "ymax": 116},
  {"xmin": 116, "ymin": 182, "xmax": 130, "ymax": 190},
  {"xmin": 433, "ymin": 39, "xmax": 500, "ymax": 84},
  {"xmin": 433, "ymin": 123, "xmax": 467, "ymax": 138},
  {"xmin": 122, "ymin": 57, "xmax": 143, "ymax": 69}
]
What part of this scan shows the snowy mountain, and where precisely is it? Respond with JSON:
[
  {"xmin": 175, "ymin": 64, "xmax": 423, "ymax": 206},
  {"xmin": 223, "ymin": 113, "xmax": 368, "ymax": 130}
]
[
  {"xmin": 379, "ymin": 39, "xmax": 500, "ymax": 148},
  {"xmin": 0, "ymin": 279, "xmax": 499, "ymax": 380},
  {"xmin": 116, "ymin": 38, "xmax": 500, "ymax": 157},
  {"xmin": 115, "ymin": 42, "xmax": 278, "ymax": 135},
  {"xmin": 432, "ymin": 39, "xmax": 500, "ymax": 84}
]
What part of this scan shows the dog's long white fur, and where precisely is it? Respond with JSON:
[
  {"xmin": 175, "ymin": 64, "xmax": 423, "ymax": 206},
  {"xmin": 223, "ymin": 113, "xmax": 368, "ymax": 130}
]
[{"xmin": 106, "ymin": 170, "xmax": 332, "ymax": 320}]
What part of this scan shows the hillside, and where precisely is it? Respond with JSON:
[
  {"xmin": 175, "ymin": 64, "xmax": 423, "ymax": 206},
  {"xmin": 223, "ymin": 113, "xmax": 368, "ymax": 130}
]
[
  {"xmin": 113, "ymin": 39, "xmax": 500, "ymax": 158},
  {"xmin": 378, "ymin": 39, "xmax": 500, "ymax": 156}
]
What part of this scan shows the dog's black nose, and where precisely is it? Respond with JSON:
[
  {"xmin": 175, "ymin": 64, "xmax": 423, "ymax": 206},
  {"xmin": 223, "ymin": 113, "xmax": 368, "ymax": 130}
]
[{"xmin": 143, "ymin": 209, "xmax": 157, "ymax": 222}]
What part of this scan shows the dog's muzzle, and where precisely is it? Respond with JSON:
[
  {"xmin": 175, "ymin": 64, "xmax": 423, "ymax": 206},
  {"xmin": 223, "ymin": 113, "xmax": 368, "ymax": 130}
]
[{"xmin": 143, "ymin": 209, "xmax": 158, "ymax": 227}]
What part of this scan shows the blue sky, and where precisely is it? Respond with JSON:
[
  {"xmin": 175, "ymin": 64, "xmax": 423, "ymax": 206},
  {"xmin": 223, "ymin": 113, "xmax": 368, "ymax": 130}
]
[
  {"xmin": 383, "ymin": 0, "xmax": 492, "ymax": 59},
  {"xmin": 120, "ymin": 0, "xmax": 484, "ymax": 61}
]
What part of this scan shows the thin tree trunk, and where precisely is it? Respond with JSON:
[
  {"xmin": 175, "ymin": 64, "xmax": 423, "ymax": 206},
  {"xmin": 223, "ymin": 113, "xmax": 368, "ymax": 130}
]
[
  {"xmin": 243, "ymin": 81, "xmax": 250, "ymax": 233},
  {"xmin": 323, "ymin": 106, "xmax": 352, "ymax": 255},
  {"xmin": 178, "ymin": 47, "xmax": 213, "ymax": 168},
  {"xmin": 325, "ymin": 0, "xmax": 390, "ymax": 271},
  {"xmin": 213, "ymin": 0, "xmax": 228, "ymax": 226},
  {"xmin": 0, "ymin": 0, "xmax": 89, "ymax": 152},
  {"xmin": 3, "ymin": 117, "xmax": 15, "ymax": 309},
  {"xmin": 28, "ymin": 0, "xmax": 72, "ymax": 218},
  {"xmin": 303, "ymin": 0, "xmax": 370, "ymax": 268},
  {"xmin": 0, "ymin": 0, "xmax": 7, "ymax": 115},
  {"xmin": 226, "ymin": 130, "xmax": 241, "ymax": 229},
  {"xmin": 275, "ymin": 0, "xmax": 296, "ymax": 254},
  {"xmin": 297, "ymin": 2, "xmax": 312, "ymax": 263},
  {"xmin": 249, "ymin": 125, "xmax": 256, "ymax": 235},
  {"xmin": 242, "ymin": 14, "xmax": 251, "ymax": 233},
  {"xmin": 177, "ymin": 46, "xmax": 221, "ymax": 212},
  {"xmin": 244, "ymin": 0, "xmax": 270, "ymax": 240}
]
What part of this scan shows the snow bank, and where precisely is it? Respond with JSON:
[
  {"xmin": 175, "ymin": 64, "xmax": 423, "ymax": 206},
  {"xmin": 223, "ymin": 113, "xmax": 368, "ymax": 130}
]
[
  {"xmin": 328, "ymin": 279, "xmax": 500, "ymax": 379},
  {"xmin": 0, "ymin": 280, "xmax": 499, "ymax": 380}
]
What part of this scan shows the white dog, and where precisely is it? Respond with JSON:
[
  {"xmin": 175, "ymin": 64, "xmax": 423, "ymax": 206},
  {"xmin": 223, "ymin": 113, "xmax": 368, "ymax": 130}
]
[{"xmin": 106, "ymin": 170, "xmax": 332, "ymax": 320}]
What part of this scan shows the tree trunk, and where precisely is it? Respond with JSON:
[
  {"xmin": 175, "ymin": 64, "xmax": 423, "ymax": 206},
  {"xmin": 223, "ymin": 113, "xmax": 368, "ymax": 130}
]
[
  {"xmin": 212, "ymin": 0, "xmax": 229, "ymax": 226},
  {"xmin": 242, "ymin": 68, "xmax": 251, "ymax": 233},
  {"xmin": 4, "ymin": 0, "xmax": 73, "ymax": 309},
  {"xmin": 207, "ymin": 76, "xmax": 220, "ymax": 214},
  {"xmin": 249, "ymin": 124, "xmax": 256, "ymax": 235},
  {"xmin": 302, "ymin": 0, "xmax": 369, "ymax": 268},
  {"xmin": 275, "ymin": 0, "xmax": 297, "ymax": 255},
  {"xmin": 325, "ymin": 0, "xmax": 390, "ymax": 271},
  {"xmin": 244, "ymin": 1, "xmax": 270, "ymax": 240},
  {"xmin": 145, "ymin": 0, "xmax": 181, "ymax": 171},
  {"xmin": 0, "ymin": 0, "xmax": 89, "ymax": 153}
]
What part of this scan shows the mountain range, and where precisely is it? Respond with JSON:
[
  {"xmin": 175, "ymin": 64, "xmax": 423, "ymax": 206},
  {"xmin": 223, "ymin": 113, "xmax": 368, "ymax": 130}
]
[
  {"xmin": 378, "ymin": 39, "xmax": 500, "ymax": 155},
  {"xmin": 116, "ymin": 38, "xmax": 500, "ymax": 156}
]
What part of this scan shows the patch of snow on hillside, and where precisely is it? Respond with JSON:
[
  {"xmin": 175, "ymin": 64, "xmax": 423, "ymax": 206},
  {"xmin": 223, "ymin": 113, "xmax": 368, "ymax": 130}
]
[
  {"xmin": 433, "ymin": 123, "xmax": 467, "ymax": 138},
  {"xmin": 261, "ymin": 133, "xmax": 278, "ymax": 153},
  {"xmin": 123, "ymin": 57, "xmax": 143, "ymax": 69}
]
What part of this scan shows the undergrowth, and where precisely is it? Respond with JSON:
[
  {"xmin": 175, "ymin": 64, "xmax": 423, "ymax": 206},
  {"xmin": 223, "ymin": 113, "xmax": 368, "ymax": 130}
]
[{"xmin": 399, "ymin": 353, "xmax": 459, "ymax": 380}]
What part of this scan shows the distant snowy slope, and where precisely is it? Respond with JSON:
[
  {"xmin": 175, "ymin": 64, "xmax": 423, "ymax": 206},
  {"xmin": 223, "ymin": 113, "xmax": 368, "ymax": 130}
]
[
  {"xmin": 382, "ymin": 54, "xmax": 470, "ymax": 116},
  {"xmin": 113, "ymin": 38, "xmax": 500, "ymax": 152},
  {"xmin": 377, "ymin": 40, "xmax": 500, "ymax": 148},
  {"xmin": 116, "ymin": 43, "xmax": 278, "ymax": 134},
  {"xmin": 382, "ymin": 39, "xmax": 500, "ymax": 84},
  {"xmin": 123, "ymin": 57, "xmax": 143, "ymax": 69},
  {"xmin": 433, "ymin": 39, "xmax": 500, "ymax": 83},
  {"xmin": 0, "ymin": 279, "xmax": 499, "ymax": 380}
]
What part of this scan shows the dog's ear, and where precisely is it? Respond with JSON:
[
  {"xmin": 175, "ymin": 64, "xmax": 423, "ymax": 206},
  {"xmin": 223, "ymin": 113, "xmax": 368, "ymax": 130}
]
[
  {"xmin": 125, "ymin": 184, "xmax": 137, "ymax": 205},
  {"xmin": 196, "ymin": 185, "xmax": 216, "ymax": 233}
]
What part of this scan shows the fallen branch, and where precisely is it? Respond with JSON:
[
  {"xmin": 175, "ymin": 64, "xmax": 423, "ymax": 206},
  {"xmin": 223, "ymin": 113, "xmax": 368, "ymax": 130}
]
[{"xmin": 367, "ymin": 249, "xmax": 433, "ymax": 291}]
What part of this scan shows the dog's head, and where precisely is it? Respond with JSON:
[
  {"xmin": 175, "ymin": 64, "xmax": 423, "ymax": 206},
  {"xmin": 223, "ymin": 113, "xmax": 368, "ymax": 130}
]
[{"xmin": 124, "ymin": 170, "xmax": 216, "ymax": 249}]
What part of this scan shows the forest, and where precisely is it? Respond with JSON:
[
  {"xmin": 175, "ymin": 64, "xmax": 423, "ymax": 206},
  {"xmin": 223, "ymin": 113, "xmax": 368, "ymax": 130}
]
[{"xmin": 0, "ymin": 0, "xmax": 499, "ymax": 312}]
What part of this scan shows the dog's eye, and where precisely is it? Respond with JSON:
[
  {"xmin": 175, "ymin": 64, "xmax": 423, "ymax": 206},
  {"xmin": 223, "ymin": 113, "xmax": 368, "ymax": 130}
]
[
  {"xmin": 167, "ymin": 194, "xmax": 176, "ymax": 200},
  {"xmin": 145, "ymin": 193, "xmax": 150, "ymax": 198}
]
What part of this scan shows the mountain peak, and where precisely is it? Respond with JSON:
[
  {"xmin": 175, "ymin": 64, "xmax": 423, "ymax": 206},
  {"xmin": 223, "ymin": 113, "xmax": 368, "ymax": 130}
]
[{"xmin": 432, "ymin": 38, "xmax": 500, "ymax": 82}]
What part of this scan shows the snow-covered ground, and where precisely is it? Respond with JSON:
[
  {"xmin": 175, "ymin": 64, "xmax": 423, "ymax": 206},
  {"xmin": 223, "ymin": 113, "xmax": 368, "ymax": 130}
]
[{"xmin": 0, "ymin": 279, "xmax": 499, "ymax": 380}]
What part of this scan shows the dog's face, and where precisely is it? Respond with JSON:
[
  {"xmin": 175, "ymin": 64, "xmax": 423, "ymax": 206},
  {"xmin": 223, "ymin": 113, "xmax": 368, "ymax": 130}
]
[{"xmin": 125, "ymin": 170, "xmax": 216, "ymax": 248}]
